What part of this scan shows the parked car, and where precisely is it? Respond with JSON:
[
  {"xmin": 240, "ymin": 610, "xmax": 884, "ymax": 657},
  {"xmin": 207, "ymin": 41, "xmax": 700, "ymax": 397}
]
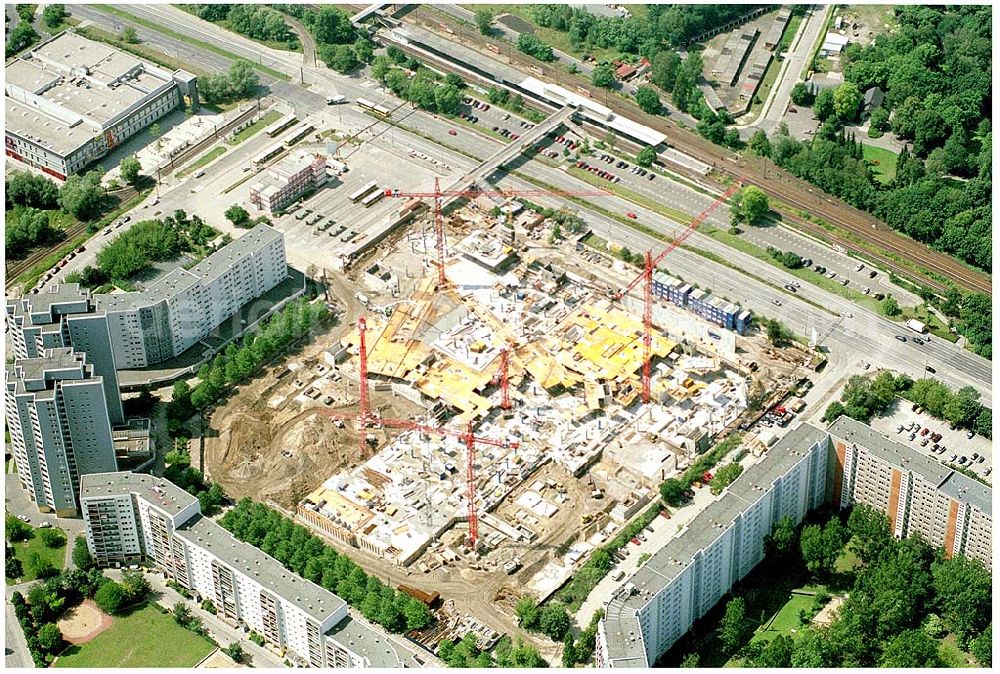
[
  {"xmin": 931, "ymin": 432, "xmax": 942, "ymax": 442},
  {"xmin": 920, "ymin": 427, "xmax": 931, "ymax": 436},
  {"xmin": 626, "ymin": 212, "xmax": 638, "ymax": 219},
  {"xmin": 948, "ymin": 454, "xmax": 957, "ymax": 462},
  {"xmin": 966, "ymin": 429, "xmax": 976, "ymax": 439}
]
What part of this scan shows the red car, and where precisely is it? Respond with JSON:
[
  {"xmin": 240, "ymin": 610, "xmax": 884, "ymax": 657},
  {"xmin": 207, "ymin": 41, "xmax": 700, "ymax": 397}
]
[
  {"xmin": 626, "ymin": 212, "xmax": 638, "ymax": 219},
  {"xmin": 630, "ymin": 537, "xmax": 641, "ymax": 546},
  {"xmin": 448, "ymin": 129, "xmax": 457, "ymax": 136},
  {"xmin": 920, "ymin": 428, "xmax": 931, "ymax": 436}
]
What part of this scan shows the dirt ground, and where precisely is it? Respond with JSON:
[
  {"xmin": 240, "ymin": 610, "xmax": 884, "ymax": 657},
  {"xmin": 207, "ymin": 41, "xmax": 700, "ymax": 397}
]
[
  {"xmin": 57, "ymin": 600, "xmax": 113, "ymax": 644},
  {"xmin": 203, "ymin": 266, "xmax": 424, "ymax": 508}
]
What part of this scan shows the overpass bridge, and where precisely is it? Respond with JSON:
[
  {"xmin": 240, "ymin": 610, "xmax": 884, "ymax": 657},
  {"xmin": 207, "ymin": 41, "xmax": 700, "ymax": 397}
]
[{"xmin": 439, "ymin": 105, "xmax": 576, "ymax": 208}]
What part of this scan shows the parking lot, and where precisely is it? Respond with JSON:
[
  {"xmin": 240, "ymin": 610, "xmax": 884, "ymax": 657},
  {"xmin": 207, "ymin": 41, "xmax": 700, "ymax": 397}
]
[{"xmin": 870, "ymin": 406, "xmax": 992, "ymax": 482}]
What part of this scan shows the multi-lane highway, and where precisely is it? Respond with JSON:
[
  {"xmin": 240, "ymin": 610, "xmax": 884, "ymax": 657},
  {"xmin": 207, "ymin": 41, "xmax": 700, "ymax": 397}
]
[{"xmin": 64, "ymin": 5, "xmax": 991, "ymax": 406}]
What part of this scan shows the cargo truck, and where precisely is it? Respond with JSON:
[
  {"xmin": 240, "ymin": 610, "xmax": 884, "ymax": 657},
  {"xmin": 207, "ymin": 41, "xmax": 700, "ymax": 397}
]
[{"xmin": 906, "ymin": 319, "xmax": 927, "ymax": 334}]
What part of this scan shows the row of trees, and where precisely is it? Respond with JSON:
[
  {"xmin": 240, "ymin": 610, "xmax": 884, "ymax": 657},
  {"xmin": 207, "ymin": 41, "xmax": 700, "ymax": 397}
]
[
  {"xmin": 11, "ymin": 565, "xmax": 118, "ymax": 666},
  {"xmin": 822, "ymin": 371, "xmax": 912, "ymax": 424},
  {"xmin": 438, "ymin": 633, "xmax": 547, "ymax": 668},
  {"xmin": 905, "ymin": 378, "xmax": 991, "ymax": 438},
  {"xmin": 750, "ymin": 121, "xmax": 990, "ymax": 275},
  {"xmin": 486, "ymin": 86, "xmax": 544, "ymax": 123},
  {"xmin": 219, "ymin": 498, "xmax": 433, "ymax": 634},
  {"xmin": 185, "ymin": 5, "xmax": 296, "ymax": 48},
  {"xmin": 6, "ymin": 208, "xmax": 61, "ymax": 259},
  {"xmin": 372, "ymin": 57, "xmax": 463, "ymax": 117},
  {"xmin": 765, "ymin": 247, "xmax": 804, "ymax": 269},
  {"xmin": 530, "ymin": 4, "xmax": 758, "ymax": 54},
  {"xmin": 516, "ymin": 33, "xmax": 555, "ymax": 62},
  {"xmin": 318, "ymin": 37, "xmax": 374, "ymax": 74},
  {"xmin": 162, "ymin": 450, "xmax": 226, "ymax": 515},
  {"xmin": 166, "ymin": 297, "xmax": 329, "ymax": 417}
]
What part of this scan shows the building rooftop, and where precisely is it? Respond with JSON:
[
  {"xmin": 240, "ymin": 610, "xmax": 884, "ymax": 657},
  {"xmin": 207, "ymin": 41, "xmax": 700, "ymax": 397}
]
[
  {"xmin": 175, "ymin": 515, "xmax": 347, "ymax": 624},
  {"xmin": 80, "ymin": 471, "xmax": 197, "ymax": 517},
  {"xmin": 8, "ymin": 283, "xmax": 93, "ymax": 327},
  {"xmin": 8, "ymin": 347, "xmax": 91, "ymax": 394},
  {"xmin": 5, "ymin": 31, "xmax": 178, "ymax": 156},
  {"xmin": 188, "ymin": 223, "xmax": 283, "ymax": 286},
  {"xmin": 602, "ymin": 423, "xmax": 829, "ymax": 666},
  {"xmin": 828, "ymin": 416, "xmax": 991, "ymax": 516},
  {"xmin": 327, "ymin": 614, "xmax": 430, "ymax": 667}
]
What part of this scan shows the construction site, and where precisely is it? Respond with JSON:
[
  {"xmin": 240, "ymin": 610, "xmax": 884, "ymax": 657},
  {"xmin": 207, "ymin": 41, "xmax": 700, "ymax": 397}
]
[{"xmin": 203, "ymin": 174, "xmax": 813, "ymax": 643}]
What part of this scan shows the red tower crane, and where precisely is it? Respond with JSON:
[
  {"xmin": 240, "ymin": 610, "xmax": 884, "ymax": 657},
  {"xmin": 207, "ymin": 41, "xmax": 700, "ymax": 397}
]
[
  {"xmin": 318, "ymin": 317, "xmax": 517, "ymax": 551},
  {"xmin": 384, "ymin": 183, "xmax": 611, "ymax": 287},
  {"xmin": 615, "ymin": 180, "xmax": 744, "ymax": 403},
  {"xmin": 498, "ymin": 348, "xmax": 511, "ymax": 411}
]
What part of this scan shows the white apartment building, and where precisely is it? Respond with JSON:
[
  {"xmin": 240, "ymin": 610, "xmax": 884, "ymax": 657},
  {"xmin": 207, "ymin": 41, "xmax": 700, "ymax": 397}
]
[
  {"xmin": 6, "ymin": 348, "xmax": 119, "ymax": 516},
  {"xmin": 7, "ymin": 283, "xmax": 124, "ymax": 424},
  {"xmin": 96, "ymin": 223, "xmax": 287, "ymax": 368},
  {"xmin": 4, "ymin": 31, "xmax": 197, "ymax": 180},
  {"xmin": 596, "ymin": 424, "xmax": 830, "ymax": 668},
  {"xmin": 828, "ymin": 416, "xmax": 992, "ymax": 569},
  {"xmin": 80, "ymin": 472, "xmax": 434, "ymax": 668}
]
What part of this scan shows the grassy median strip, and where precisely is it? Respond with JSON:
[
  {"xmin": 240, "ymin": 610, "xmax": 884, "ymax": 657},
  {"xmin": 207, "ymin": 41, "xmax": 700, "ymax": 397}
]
[
  {"xmin": 176, "ymin": 146, "xmax": 227, "ymax": 179},
  {"xmin": 229, "ymin": 110, "xmax": 283, "ymax": 146},
  {"xmin": 93, "ymin": 5, "xmax": 291, "ymax": 81}
]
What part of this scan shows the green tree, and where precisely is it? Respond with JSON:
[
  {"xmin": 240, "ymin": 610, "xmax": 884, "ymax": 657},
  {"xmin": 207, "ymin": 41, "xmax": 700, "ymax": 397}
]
[
  {"xmin": 659, "ymin": 478, "xmax": 686, "ymax": 506},
  {"xmin": 592, "ymin": 64, "xmax": 615, "ymax": 89},
  {"xmin": 879, "ymin": 629, "xmax": 943, "ymax": 667},
  {"xmin": 94, "ymin": 581, "xmax": 129, "ymax": 615},
  {"xmin": 59, "ymin": 170, "xmax": 105, "ymax": 220},
  {"xmin": 371, "ymin": 54, "xmax": 391, "ymax": 82},
  {"xmin": 37, "ymin": 622, "xmax": 63, "ymax": 653},
  {"xmin": 846, "ymin": 504, "xmax": 891, "ymax": 564},
  {"xmin": 881, "ymin": 295, "xmax": 900, "ymax": 317},
  {"xmin": 515, "ymin": 596, "xmax": 540, "ymax": 629},
  {"xmin": 474, "ymin": 8, "xmax": 493, "ymax": 35},
  {"xmin": 931, "ymin": 555, "xmax": 991, "ymax": 640},
  {"xmin": 922, "ymin": 613, "xmax": 947, "ymax": 639},
  {"xmin": 6, "ymin": 21, "xmax": 38, "ymax": 58},
  {"xmin": 227, "ymin": 60, "xmax": 260, "ymax": 99},
  {"xmin": 6, "ymin": 554, "xmax": 24, "ymax": 580},
  {"xmin": 813, "ymin": 87, "xmax": 835, "ymax": 122},
  {"xmin": 26, "ymin": 551, "xmax": 57, "ymax": 579},
  {"xmin": 634, "ymin": 86, "xmax": 660, "ymax": 114},
  {"xmin": 120, "ymin": 570, "xmax": 151, "ymax": 602},
  {"xmin": 352, "ymin": 37, "xmax": 374, "ymax": 64},
  {"xmin": 539, "ymin": 605, "xmax": 571, "ymax": 641},
  {"xmin": 709, "ymin": 462, "xmax": 743, "ymax": 494},
  {"xmin": 120, "ymin": 156, "xmax": 142, "ymax": 186},
  {"xmin": 172, "ymin": 602, "xmax": 193, "ymax": 626},
  {"xmin": 651, "ymin": 51, "xmax": 682, "ymax": 92},
  {"xmin": 6, "ymin": 170, "xmax": 59, "ymax": 209},
  {"xmin": 790, "ymin": 82, "xmax": 815, "ymax": 106},
  {"xmin": 225, "ymin": 641, "xmax": 245, "ymax": 663},
  {"xmin": 225, "ymin": 205, "xmax": 251, "ymax": 228},
  {"xmin": 719, "ymin": 597, "xmax": 752, "ymax": 653},
  {"xmin": 310, "ymin": 6, "xmax": 354, "ymax": 44},
  {"xmin": 517, "ymin": 33, "xmax": 555, "ymax": 61},
  {"xmin": 635, "ymin": 145, "xmax": 656, "ymax": 167},
  {"xmin": 764, "ymin": 516, "xmax": 798, "ymax": 558},
  {"xmin": 799, "ymin": 519, "xmax": 846, "ymax": 577},
  {"xmin": 561, "ymin": 632, "xmax": 577, "ymax": 667},
  {"xmin": 6, "ymin": 515, "xmax": 33, "ymax": 542},
  {"xmin": 970, "ymin": 625, "xmax": 991, "ymax": 667},
  {"xmin": 72, "ymin": 535, "xmax": 95, "ymax": 570},
  {"xmin": 680, "ymin": 652, "xmax": 700, "ymax": 667},
  {"xmin": 729, "ymin": 185, "xmax": 769, "ymax": 225},
  {"xmin": 943, "ymin": 386, "xmax": 981, "ymax": 428},
  {"xmin": 869, "ymin": 106, "xmax": 889, "ymax": 132},
  {"xmin": 42, "ymin": 4, "xmax": 66, "ymax": 29},
  {"xmin": 123, "ymin": 25, "xmax": 139, "ymax": 44},
  {"xmin": 791, "ymin": 628, "xmax": 834, "ymax": 667},
  {"xmin": 433, "ymin": 83, "xmax": 463, "ymax": 115},
  {"xmin": 748, "ymin": 129, "xmax": 771, "ymax": 157},
  {"xmin": 833, "ymin": 82, "xmax": 862, "ymax": 122},
  {"xmin": 37, "ymin": 528, "xmax": 66, "ymax": 549},
  {"xmin": 763, "ymin": 318, "xmax": 793, "ymax": 347}
]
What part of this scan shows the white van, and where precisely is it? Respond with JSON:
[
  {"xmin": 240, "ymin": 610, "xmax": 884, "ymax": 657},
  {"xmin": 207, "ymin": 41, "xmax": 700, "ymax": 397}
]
[
  {"xmin": 327, "ymin": 95, "xmax": 347, "ymax": 105},
  {"xmin": 193, "ymin": 169, "xmax": 206, "ymax": 179},
  {"xmin": 611, "ymin": 569, "xmax": 625, "ymax": 582}
]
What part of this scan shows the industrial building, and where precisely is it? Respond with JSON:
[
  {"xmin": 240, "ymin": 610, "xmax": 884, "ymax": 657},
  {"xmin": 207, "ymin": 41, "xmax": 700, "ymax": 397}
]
[
  {"xmin": 596, "ymin": 419, "xmax": 993, "ymax": 667},
  {"xmin": 249, "ymin": 151, "xmax": 328, "ymax": 214},
  {"xmin": 829, "ymin": 416, "xmax": 992, "ymax": 569},
  {"xmin": 4, "ymin": 30, "xmax": 198, "ymax": 180},
  {"xmin": 96, "ymin": 223, "xmax": 287, "ymax": 368},
  {"xmin": 6, "ymin": 348, "xmax": 119, "ymax": 516},
  {"xmin": 595, "ymin": 424, "xmax": 830, "ymax": 668},
  {"xmin": 80, "ymin": 472, "xmax": 435, "ymax": 668}
]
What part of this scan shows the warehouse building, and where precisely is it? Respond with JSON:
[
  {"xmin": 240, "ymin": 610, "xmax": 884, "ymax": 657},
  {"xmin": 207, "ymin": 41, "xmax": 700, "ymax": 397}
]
[
  {"xmin": 80, "ymin": 472, "xmax": 435, "ymax": 668},
  {"xmin": 6, "ymin": 348, "xmax": 119, "ymax": 516},
  {"xmin": 4, "ymin": 30, "xmax": 198, "ymax": 180}
]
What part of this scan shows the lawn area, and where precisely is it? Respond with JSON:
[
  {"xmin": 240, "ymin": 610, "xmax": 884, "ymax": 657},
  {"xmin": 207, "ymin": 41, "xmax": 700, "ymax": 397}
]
[
  {"xmin": 750, "ymin": 594, "xmax": 815, "ymax": 644},
  {"xmin": 863, "ymin": 144, "xmax": 899, "ymax": 184},
  {"xmin": 473, "ymin": 4, "xmax": 622, "ymax": 62},
  {"xmin": 176, "ymin": 146, "xmax": 227, "ymax": 178},
  {"xmin": 746, "ymin": 54, "xmax": 782, "ymax": 121},
  {"xmin": 228, "ymin": 110, "xmax": 283, "ymax": 146},
  {"xmin": 55, "ymin": 604, "xmax": 215, "ymax": 668},
  {"xmin": 776, "ymin": 12, "xmax": 804, "ymax": 54},
  {"xmin": 6, "ymin": 526, "xmax": 67, "ymax": 582},
  {"xmin": 898, "ymin": 305, "xmax": 958, "ymax": 343}
]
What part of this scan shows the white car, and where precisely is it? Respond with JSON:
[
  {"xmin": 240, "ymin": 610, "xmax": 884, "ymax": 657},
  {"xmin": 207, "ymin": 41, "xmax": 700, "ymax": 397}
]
[{"xmin": 772, "ymin": 298, "xmax": 782, "ymax": 306}]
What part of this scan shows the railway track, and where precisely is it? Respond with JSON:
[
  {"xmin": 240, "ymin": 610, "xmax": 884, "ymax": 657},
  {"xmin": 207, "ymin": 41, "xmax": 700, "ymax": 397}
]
[
  {"xmin": 403, "ymin": 7, "xmax": 992, "ymax": 296},
  {"xmin": 5, "ymin": 103, "xmax": 265, "ymax": 291}
]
